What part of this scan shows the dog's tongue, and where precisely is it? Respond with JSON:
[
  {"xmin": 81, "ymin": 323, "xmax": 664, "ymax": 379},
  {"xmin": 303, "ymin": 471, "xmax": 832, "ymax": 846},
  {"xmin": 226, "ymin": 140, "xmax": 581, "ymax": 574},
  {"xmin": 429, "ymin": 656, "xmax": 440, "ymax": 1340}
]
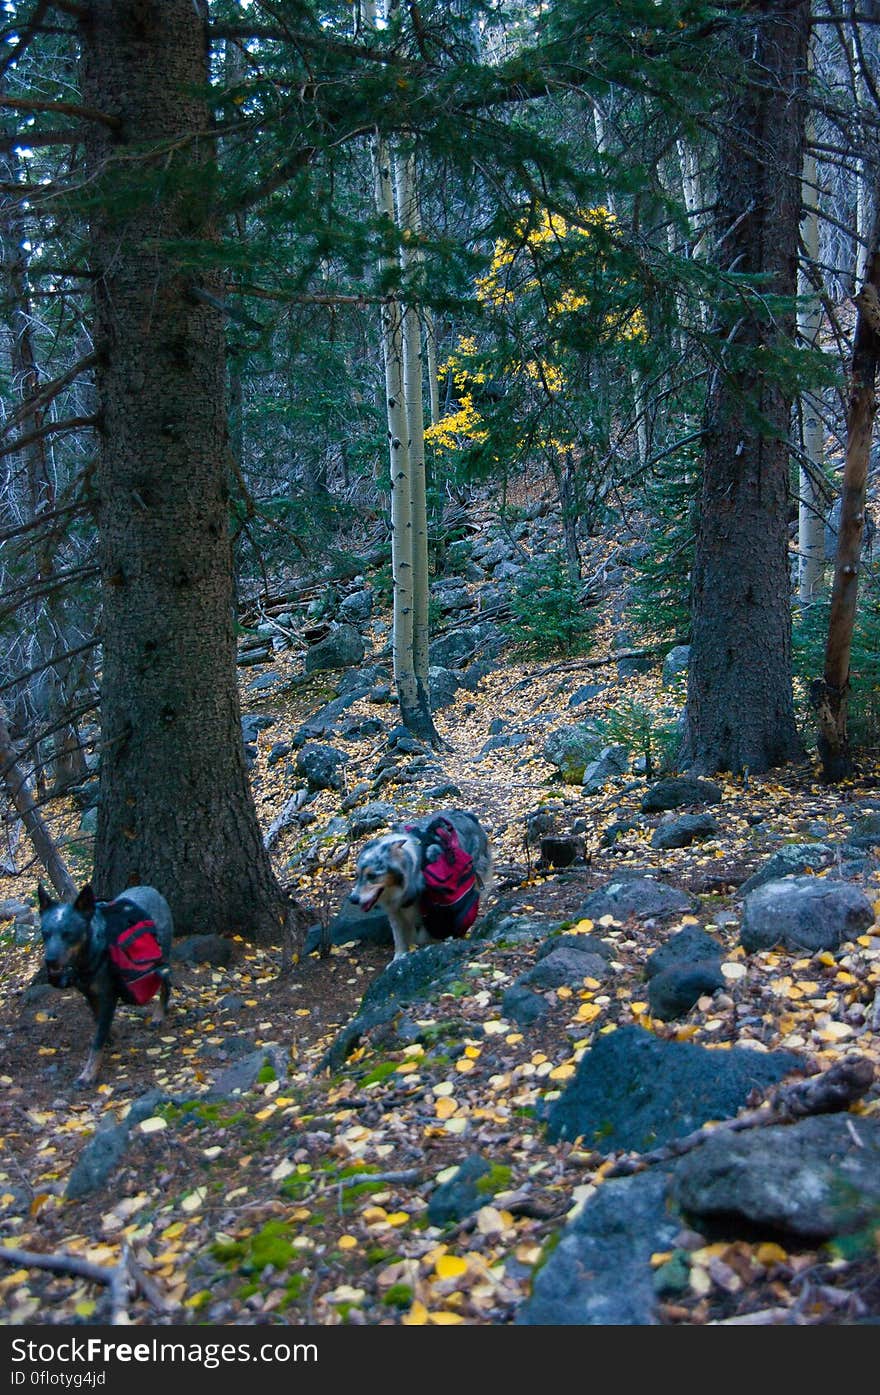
[{"xmin": 362, "ymin": 890, "xmax": 381, "ymax": 912}]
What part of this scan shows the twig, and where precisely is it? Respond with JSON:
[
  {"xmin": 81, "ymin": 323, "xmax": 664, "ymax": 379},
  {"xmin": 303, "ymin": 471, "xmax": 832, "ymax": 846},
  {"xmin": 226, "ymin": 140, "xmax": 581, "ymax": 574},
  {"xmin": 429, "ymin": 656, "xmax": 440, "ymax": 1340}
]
[
  {"xmin": 604, "ymin": 1055, "xmax": 875, "ymax": 1178},
  {"xmin": 0, "ymin": 1241, "xmax": 173, "ymax": 1322}
]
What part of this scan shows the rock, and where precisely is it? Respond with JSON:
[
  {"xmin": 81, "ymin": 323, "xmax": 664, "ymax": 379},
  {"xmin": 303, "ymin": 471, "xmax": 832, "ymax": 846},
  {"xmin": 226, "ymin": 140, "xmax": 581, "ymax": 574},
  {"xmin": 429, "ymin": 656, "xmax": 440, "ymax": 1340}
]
[
  {"xmin": 429, "ymin": 625, "xmax": 502, "ymax": 670},
  {"xmin": 651, "ymin": 812, "xmax": 718, "ymax": 850},
  {"xmin": 568, "ymin": 684, "xmax": 606, "ymax": 709},
  {"xmin": 207, "ymin": 1044, "xmax": 289, "ymax": 1099},
  {"xmin": 740, "ymin": 876, "xmax": 874, "ymax": 954},
  {"xmin": 172, "ymin": 934, "xmax": 233, "ymax": 966},
  {"xmin": 427, "ymin": 1155, "xmax": 491, "ymax": 1226},
  {"xmin": 647, "ymin": 962, "xmax": 727, "ymax": 1020},
  {"xmin": 339, "ymin": 664, "xmax": 390, "ymax": 696},
  {"xmin": 536, "ymin": 932, "xmax": 614, "ymax": 964},
  {"xmin": 519, "ymin": 947, "xmax": 611, "ymax": 990},
  {"xmin": 321, "ymin": 941, "xmax": 473, "ymax": 1068},
  {"xmin": 501, "ymin": 983, "xmax": 551, "ymax": 1027},
  {"xmin": 303, "ymin": 623, "xmax": 365, "ymax": 673},
  {"xmin": 295, "ymin": 741, "xmax": 348, "ymax": 791},
  {"xmin": 480, "ymin": 732, "xmax": 529, "ymax": 757},
  {"xmin": 66, "ymin": 1091, "xmax": 166, "ymax": 1200},
  {"xmin": 662, "ymin": 645, "xmax": 690, "ymax": 686},
  {"xmin": 445, "ymin": 538, "xmax": 474, "ymax": 572},
  {"xmin": 738, "ymin": 843, "xmax": 835, "ymax": 895},
  {"xmin": 646, "ymin": 925, "xmax": 724, "ymax": 979},
  {"xmin": 267, "ymin": 741, "xmax": 291, "ymax": 767},
  {"xmin": 542, "ymin": 724, "xmax": 606, "ymax": 784},
  {"xmin": 79, "ymin": 807, "xmax": 98, "ymax": 834},
  {"xmin": 339, "ymin": 588, "xmax": 374, "ymax": 626},
  {"xmin": 641, "ymin": 777, "xmax": 723, "ymax": 812},
  {"xmin": 431, "ymin": 580, "xmax": 471, "ymax": 614},
  {"xmin": 518, "ymin": 1168, "xmax": 679, "ymax": 1325},
  {"xmin": 246, "ymin": 669, "xmax": 283, "ymax": 691},
  {"xmin": 347, "ymin": 801, "xmax": 398, "ymax": 838},
  {"xmin": 539, "ymin": 836, "xmax": 584, "ymax": 868},
  {"xmin": 0, "ymin": 899, "xmax": 29, "ymax": 921},
  {"xmin": 599, "ymin": 820, "xmax": 639, "ymax": 847},
  {"xmin": 425, "ymin": 782, "xmax": 462, "ymax": 800},
  {"xmin": 582, "ymin": 744, "xmax": 631, "ymax": 793},
  {"xmin": 472, "ymin": 909, "xmax": 558, "ymax": 945},
  {"xmin": 825, "ymin": 496, "xmax": 875, "ymax": 561},
  {"xmin": 294, "ymin": 691, "xmax": 365, "ymax": 744},
  {"xmin": 578, "ymin": 875, "xmax": 696, "ymax": 925},
  {"xmin": 460, "ymin": 659, "xmax": 495, "ymax": 691},
  {"xmin": 545, "ymin": 1025, "xmax": 802, "ymax": 1150},
  {"xmin": 429, "ymin": 666, "xmax": 461, "ymax": 712},
  {"xmin": 304, "ymin": 904, "xmax": 391, "ymax": 955},
  {"xmin": 671, "ymin": 1114, "xmax": 880, "ymax": 1240},
  {"xmin": 70, "ymin": 777, "xmax": 100, "ymax": 811}
]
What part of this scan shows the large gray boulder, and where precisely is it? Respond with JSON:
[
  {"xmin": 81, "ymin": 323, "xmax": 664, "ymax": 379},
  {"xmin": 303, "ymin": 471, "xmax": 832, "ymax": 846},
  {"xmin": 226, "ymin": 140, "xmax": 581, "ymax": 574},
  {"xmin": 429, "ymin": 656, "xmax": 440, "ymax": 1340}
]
[
  {"xmin": 662, "ymin": 645, "xmax": 690, "ymax": 686},
  {"xmin": 517, "ymin": 1168, "xmax": 679, "ymax": 1325},
  {"xmin": 582, "ymin": 744, "xmax": 630, "ymax": 793},
  {"xmin": 303, "ymin": 623, "xmax": 365, "ymax": 673},
  {"xmin": 738, "ymin": 843, "xmax": 835, "ymax": 895},
  {"xmin": 545, "ymin": 1025, "xmax": 802, "ymax": 1150},
  {"xmin": 579, "ymin": 875, "xmax": 696, "ymax": 924},
  {"xmin": 641, "ymin": 777, "xmax": 723, "ymax": 812},
  {"xmin": 671, "ymin": 1113, "xmax": 880, "ymax": 1239},
  {"xmin": 295, "ymin": 741, "xmax": 348, "ymax": 791},
  {"xmin": 651, "ymin": 812, "xmax": 718, "ymax": 850},
  {"xmin": 740, "ymin": 875, "xmax": 874, "ymax": 954},
  {"xmin": 542, "ymin": 723, "xmax": 606, "ymax": 784}
]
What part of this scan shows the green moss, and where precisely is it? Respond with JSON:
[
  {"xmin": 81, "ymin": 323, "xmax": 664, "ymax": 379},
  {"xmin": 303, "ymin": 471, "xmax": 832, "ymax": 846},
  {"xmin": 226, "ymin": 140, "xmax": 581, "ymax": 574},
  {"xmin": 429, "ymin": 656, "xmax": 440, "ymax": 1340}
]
[
  {"xmin": 257, "ymin": 1064, "xmax": 277, "ymax": 1083},
  {"xmin": 531, "ymin": 1230, "xmax": 561, "ymax": 1284},
  {"xmin": 212, "ymin": 1220, "xmax": 298, "ymax": 1276},
  {"xmin": 361, "ymin": 1060, "xmax": 398, "ymax": 1086},
  {"xmin": 476, "ymin": 1164, "xmax": 513, "ymax": 1195},
  {"xmin": 366, "ymin": 1247, "xmax": 398, "ymax": 1266},
  {"xmin": 383, "ymin": 1283, "xmax": 414, "ymax": 1308},
  {"xmin": 280, "ymin": 1275, "xmax": 307, "ymax": 1307}
]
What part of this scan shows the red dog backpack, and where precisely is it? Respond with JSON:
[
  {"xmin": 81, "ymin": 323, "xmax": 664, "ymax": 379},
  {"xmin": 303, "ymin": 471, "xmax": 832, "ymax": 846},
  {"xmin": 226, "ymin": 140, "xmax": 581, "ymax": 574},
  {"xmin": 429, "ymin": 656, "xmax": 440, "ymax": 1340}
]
[
  {"xmin": 105, "ymin": 898, "xmax": 166, "ymax": 1005},
  {"xmin": 413, "ymin": 817, "xmax": 480, "ymax": 940}
]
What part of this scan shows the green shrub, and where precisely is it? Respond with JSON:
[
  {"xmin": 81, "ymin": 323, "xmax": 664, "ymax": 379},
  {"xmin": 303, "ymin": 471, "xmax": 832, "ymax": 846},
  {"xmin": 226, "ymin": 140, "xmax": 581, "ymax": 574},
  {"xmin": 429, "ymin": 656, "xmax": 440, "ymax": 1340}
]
[
  {"xmin": 597, "ymin": 698, "xmax": 680, "ymax": 779},
  {"xmin": 504, "ymin": 551, "xmax": 595, "ymax": 658}
]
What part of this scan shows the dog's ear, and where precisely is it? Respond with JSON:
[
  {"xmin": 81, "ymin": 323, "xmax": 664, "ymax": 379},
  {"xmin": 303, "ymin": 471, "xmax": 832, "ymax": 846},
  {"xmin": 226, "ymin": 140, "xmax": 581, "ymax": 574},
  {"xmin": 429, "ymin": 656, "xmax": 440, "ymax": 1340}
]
[
  {"xmin": 37, "ymin": 882, "xmax": 53, "ymax": 911},
  {"xmin": 74, "ymin": 884, "xmax": 96, "ymax": 915}
]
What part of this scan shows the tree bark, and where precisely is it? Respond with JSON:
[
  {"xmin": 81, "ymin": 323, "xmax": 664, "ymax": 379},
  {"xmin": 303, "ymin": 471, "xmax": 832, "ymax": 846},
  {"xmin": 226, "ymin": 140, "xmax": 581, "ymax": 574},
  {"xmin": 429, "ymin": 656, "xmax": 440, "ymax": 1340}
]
[
  {"xmin": 812, "ymin": 219, "xmax": 880, "ymax": 781},
  {"xmin": 797, "ymin": 44, "xmax": 827, "ymax": 606},
  {"xmin": 0, "ymin": 707, "xmax": 75, "ymax": 898},
  {"xmin": 682, "ymin": 0, "xmax": 809, "ymax": 777},
  {"xmin": 79, "ymin": 0, "xmax": 286, "ymax": 939}
]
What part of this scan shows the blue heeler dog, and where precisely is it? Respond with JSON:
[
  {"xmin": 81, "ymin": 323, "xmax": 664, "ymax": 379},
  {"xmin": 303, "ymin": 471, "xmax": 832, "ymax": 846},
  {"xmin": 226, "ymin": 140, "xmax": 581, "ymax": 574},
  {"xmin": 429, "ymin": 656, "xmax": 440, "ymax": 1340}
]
[
  {"xmin": 37, "ymin": 882, "xmax": 173, "ymax": 1087},
  {"xmin": 348, "ymin": 809, "xmax": 493, "ymax": 961}
]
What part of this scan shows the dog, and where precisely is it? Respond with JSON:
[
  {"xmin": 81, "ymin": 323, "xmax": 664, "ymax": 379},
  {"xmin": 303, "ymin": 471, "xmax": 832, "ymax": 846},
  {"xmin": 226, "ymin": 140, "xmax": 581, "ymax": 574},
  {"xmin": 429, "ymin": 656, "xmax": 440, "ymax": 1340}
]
[
  {"xmin": 37, "ymin": 882, "xmax": 173, "ymax": 1087},
  {"xmin": 349, "ymin": 810, "xmax": 492, "ymax": 961}
]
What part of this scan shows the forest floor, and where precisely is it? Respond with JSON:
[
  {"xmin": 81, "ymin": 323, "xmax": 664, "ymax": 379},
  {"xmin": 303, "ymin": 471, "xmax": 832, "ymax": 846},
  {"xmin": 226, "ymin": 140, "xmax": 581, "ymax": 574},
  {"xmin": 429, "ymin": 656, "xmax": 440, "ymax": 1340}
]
[{"xmin": 2, "ymin": 569, "xmax": 880, "ymax": 1327}]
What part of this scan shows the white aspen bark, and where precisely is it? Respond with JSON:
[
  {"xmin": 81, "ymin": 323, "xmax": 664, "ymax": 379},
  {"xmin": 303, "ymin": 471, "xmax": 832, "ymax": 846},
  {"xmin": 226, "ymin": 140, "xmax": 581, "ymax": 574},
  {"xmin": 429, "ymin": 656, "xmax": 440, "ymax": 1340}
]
[
  {"xmin": 797, "ymin": 59, "xmax": 826, "ymax": 605},
  {"xmin": 393, "ymin": 149, "xmax": 431, "ymax": 691},
  {"xmin": 593, "ymin": 104, "xmax": 648, "ymax": 467},
  {"xmin": 676, "ymin": 137, "xmax": 709, "ymax": 328},
  {"xmin": 373, "ymin": 132, "xmax": 418, "ymax": 720},
  {"xmin": 852, "ymin": 20, "xmax": 873, "ymax": 287},
  {"xmin": 425, "ymin": 309, "xmax": 441, "ymax": 425}
]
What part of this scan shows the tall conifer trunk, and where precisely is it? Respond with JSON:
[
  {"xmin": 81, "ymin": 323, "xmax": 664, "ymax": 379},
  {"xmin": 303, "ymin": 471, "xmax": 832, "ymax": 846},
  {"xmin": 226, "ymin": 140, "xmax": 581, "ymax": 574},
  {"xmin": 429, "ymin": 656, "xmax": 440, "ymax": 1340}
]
[
  {"xmin": 80, "ymin": 0, "xmax": 286, "ymax": 939},
  {"xmin": 682, "ymin": 0, "xmax": 809, "ymax": 776}
]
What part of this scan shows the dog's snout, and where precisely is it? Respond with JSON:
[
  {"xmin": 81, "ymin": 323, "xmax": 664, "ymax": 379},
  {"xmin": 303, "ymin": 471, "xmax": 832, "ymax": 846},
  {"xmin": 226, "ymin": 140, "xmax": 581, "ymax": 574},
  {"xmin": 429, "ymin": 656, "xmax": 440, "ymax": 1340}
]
[{"xmin": 348, "ymin": 889, "xmax": 360, "ymax": 904}]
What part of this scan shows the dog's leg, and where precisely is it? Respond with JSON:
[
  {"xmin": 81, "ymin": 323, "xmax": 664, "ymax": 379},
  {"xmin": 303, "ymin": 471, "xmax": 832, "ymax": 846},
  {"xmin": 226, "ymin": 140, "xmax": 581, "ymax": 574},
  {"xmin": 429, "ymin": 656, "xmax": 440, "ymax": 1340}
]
[
  {"xmin": 388, "ymin": 912, "xmax": 410, "ymax": 961},
  {"xmin": 76, "ymin": 990, "xmax": 116, "ymax": 1088},
  {"xmin": 152, "ymin": 974, "xmax": 171, "ymax": 1026}
]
